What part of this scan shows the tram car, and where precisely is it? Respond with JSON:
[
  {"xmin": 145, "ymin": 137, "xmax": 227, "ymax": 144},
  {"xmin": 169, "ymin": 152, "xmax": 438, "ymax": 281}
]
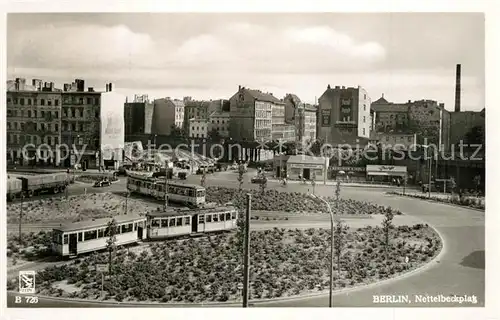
[
  {"xmin": 147, "ymin": 205, "xmax": 238, "ymax": 240},
  {"xmin": 51, "ymin": 206, "xmax": 239, "ymax": 257},
  {"xmin": 127, "ymin": 173, "xmax": 205, "ymax": 207},
  {"xmin": 51, "ymin": 214, "xmax": 146, "ymax": 257}
]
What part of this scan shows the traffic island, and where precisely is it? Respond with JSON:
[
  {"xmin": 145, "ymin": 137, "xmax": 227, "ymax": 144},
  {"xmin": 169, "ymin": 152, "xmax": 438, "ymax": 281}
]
[{"xmin": 6, "ymin": 223, "xmax": 442, "ymax": 304}]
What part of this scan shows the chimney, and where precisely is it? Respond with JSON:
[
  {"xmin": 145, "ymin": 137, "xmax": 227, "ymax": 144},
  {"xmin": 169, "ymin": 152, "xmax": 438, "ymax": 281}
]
[
  {"xmin": 108, "ymin": 83, "xmax": 113, "ymax": 92},
  {"xmin": 335, "ymin": 86, "xmax": 340, "ymax": 89},
  {"xmin": 63, "ymin": 83, "xmax": 69, "ymax": 92},
  {"xmin": 88, "ymin": 87, "xmax": 94, "ymax": 92},
  {"xmin": 50, "ymin": 82, "xmax": 54, "ymax": 91},
  {"xmin": 327, "ymin": 84, "xmax": 331, "ymax": 89},
  {"xmin": 455, "ymin": 64, "xmax": 461, "ymax": 112},
  {"xmin": 239, "ymin": 85, "xmax": 241, "ymax": 91}
]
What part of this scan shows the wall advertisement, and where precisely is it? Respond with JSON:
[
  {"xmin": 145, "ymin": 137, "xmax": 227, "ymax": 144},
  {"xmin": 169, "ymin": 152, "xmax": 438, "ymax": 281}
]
[
  {"xmin": 100, "ymin": 91, "xmax": 125, "ymax": 161},
  {"xmin": 321, "ymin": 109, "xmax": 331, "ymax": 126},
  {"xmin": 339, "ymin": 94, "xmax": 353, "ymax": 122}
]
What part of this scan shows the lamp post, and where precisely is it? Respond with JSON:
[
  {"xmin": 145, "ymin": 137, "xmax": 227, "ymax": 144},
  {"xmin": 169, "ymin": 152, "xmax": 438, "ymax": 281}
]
[
  {"xmin": 422, "ymin": 145, "xmax": 432, "ymax": 198},
  {"xmin": 309, "ymin": 194, "xmax": 334, "ymax": 308}
]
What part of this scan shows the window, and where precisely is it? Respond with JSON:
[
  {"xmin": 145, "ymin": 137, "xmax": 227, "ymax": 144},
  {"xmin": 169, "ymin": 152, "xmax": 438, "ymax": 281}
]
[
  {"xmin": 226, "ymin": 212, "xmax": 231, "ymax": 220},
  {"xmin": 7, "ymin": 122, "xmax": 10, "ymax": 129},
  {"xmin": 41, "ymin": 111, "xmax": 45, "ymax": 118},
  {"xmin": 84, "ymin": 230, "xmax": 98, "ymax": 241},
  {"xmin": 20, "ymin": 98, "xmax": 24, "ymax": 106},
  {"xmin": 176, "ymin": 217, "xmax": 183, "ymax": 226},
  {"xmin": 151, "ymin": 219, "xmax": 160, "ymax": 227},
  {"xmin": 55, "ymin": 99, "xmax": 59, "ymax": 106},
  {"xmin": 87, "ymin": 97, "xmax": 92, "ymax": 104},
  {"xmin": 20, "ymin": 123, "xmax": 25, "ymax": 131},
  {"xmin": 192, "ymin": 126, "xmax": 195, "ymax": 130},
  {"xmin": 206, "ymin": 215, "xmax": 212, "ymax": 223},
  {"xmin": 363, "ymin": 128, "xmax": 366, "ymax": 135},
  {"xmin": 80, "ymin": 109, "xmax": 84, "ymax": 118},
  {"xmin": 78, "ymin": 232, "xmax": 82, "ymax": 242},
  {"xmin": 7, "ymin": 97, "xmax": 11, "ymax": 103},
  {"xmin": 231, "ymin": 212, "xmax": 237, "ymax": 219},
  {"xmin": 14, "ymin": 98, "xmax": 18, "ymax": 104},
  {"xmin": 98, "ymin": 229, "xmax": 104, "ymax": 238},
  {"xmin": 184, "ymin": 217, "xmax": 190, "ymax": 225},
  {"xmin": 48, "ymin": 100, "xmax": 52, "ymax": 106},
  {"xmin": 134, "ymin": 223, "xmax": 137, "ymax": 231},
  {"xmin": 219, "ymin": 213, "xmax": 225, "ymax": 221},
  {"xmin": 363, "ymin": 116, "xmax": 366, "ymax": 123},
  {"xmin": 199, "ymin": 215, "xmax": 205, "ymax": 224},
  {"xmin": 169, "ymin": 218, "xmax": 175, "ymax": 227},
  {"xmin": 115, "ymin": 225, "xmax": 121, "ymax": 234},
  {"xmin": 161, "ymin": 219, "xmax": 169, "ymax": 228},
  {"xmin": 55, "ymin": 124, "xmax": 59, "ymax": 131},
  {"xmin": 63, "ymin": 234, "xmax": 68, "ymax": 244},
  {"xmin": 121, "ymin": 223, "xmax": 133, "ymax": 233},
  {"xmin": 72, "ymin": 109, "xmax": 76, "ymax": 117},
  {"xmin": 40, "ymin": 99, "xmax": 45, "ymax": 106},
  {"xmin": 27, "ymin": 110, "xmax": 31, "ymax": 117},
  {"xmin": 79, "ymin": 123, "xmax": 84, "ymax": 131},
  {"xmin": 95, "ymin": 97, "xmax": 99, "ymax": 105},
  {"xmin": 14, "ymin": 123, "xmax": 18, "ymax": 130},
  {"xmin": 79, "ymin": 98, "xmax": 84, "ymax": 104},
  {"xmin": 213, "ymin": 214, "xmax": 219, "ymax": 222}
]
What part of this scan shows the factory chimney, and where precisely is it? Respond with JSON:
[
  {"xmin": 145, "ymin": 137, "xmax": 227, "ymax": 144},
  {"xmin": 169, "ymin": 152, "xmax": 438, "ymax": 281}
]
[{"xmin": 455, "ymin": 64, "xmax": 461, "ymax": 112}]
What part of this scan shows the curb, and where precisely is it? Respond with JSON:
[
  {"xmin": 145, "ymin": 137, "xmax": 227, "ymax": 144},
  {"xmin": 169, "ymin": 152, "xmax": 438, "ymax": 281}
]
[
  {"xmin": 387, "ymin": 192, "xmax": 485, "ymax": 212},
  {"xmin": 7, "ymin": 220, "xmax": 445, "ymax": 307}
]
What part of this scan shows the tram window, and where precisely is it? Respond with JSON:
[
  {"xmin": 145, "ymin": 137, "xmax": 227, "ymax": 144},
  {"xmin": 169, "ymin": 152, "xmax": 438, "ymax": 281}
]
[
  {"xmin": 134, "ymin": 223, "xmax": 137, "ymax": 231},
  {"xmin": 176, "ymin": 217, "xmax": 183, "ymax": 226},
  {"xmin": 169, "ymin": 218, "xmax": 175, "ymax": 227},
  {"xmin": 84, "ymin": 230, "xmax": 98, "ymax": 241},
  {"xmin": 116, "ymin": 225, "xmax": 121, "ymax": 234},
  {"xmin": 188, "ymin": 189, "xmax": 194, "ymax": 197},
  {"xmin": 199, "ymin": 215, "xmax": 205, "ymax": 224},
  {"xmin": 184, "ymin": 217, "xmax": 190, "ymax": 225},
  {"xmin": 231, "ymin": 212, "xmax": 237, "ymax": 219},
  {"xmin": 219, "ymin": 213, "xmax": 224, "ymax": 221},
  {"xmin": 226, "ymin": 212, "xmax": 231, "ymax": 220},
  {"xmin": 152, "ymin": 219, "xmax": 160, "ymax": 227},
  {"xmin": 104, "ymin": 227, "xmax": 110, "ymax": 236},
  {"xmin": 197, "ymin": 190, "xmax": 205, "ymax": 197},
  {"xmin": 98, "ymin": 228, "xmax": 104, "ymax": 238},
  {"xmin": 161, "ymin": 219, "xmax": 168, "ymax": 228},
  {"xmin": 206, "ymin": 215, "xmax": 212, "ymax": 223},
  {"xmin": 78, "ymin": 232, "xmax": 82, "ymax": 242},
  {"xmin": 63, "ymin": 234, "xmax": 68, "ymax": 244},
  {"xmin": 213, "ymin": 214, "xmax": 219, "ymax": 222},
  {"xmin": 122, "ymin": 224, "xmax": 133, "ymax": 233}
]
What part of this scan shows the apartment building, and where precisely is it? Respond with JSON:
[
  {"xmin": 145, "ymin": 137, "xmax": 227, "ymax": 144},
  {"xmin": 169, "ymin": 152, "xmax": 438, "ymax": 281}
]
[
  {"xmin": 124, "ymin": 94, "xmax": 154, "ymax": 136},
  {"xmin": 208, "ymin": 110, "xmax": 230, "ymax": 138},
  {"xmin": 152, "ymin": 98, "xmax": 185, "ymax": 136},
  {"xmin": 283, "ymin": 93, "xmax": 317, "ymax": 143}
]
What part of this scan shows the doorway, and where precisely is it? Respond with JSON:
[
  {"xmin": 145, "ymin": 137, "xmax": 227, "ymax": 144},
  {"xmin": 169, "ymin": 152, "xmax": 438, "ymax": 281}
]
[
  {"xmin": 137, "ymin": 223, "xmax": 143, "ymax": 240},
  {"xmin": 69, "ymin": 233, "xmax": 77, "ymax": 255},
  {"xmin": 191, "ymin": 215, "xmax": 198, "ymax": 233},
  {"xmin": 276, "ymin": 166, "xmax": 281, "ymax": 178},
  {"xmin": 303, "ymin": 168, "xmax": 311, "ymax": 180}
]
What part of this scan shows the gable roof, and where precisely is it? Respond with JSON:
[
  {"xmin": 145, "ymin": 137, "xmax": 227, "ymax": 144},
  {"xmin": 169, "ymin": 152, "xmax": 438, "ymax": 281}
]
[
  {"xmin": 246, "ymin": 89, "xmax": 284, "ymax": 104},
  {"xmin": 372, "ymin": 95, "xmax": 390, "ymax": 104}
]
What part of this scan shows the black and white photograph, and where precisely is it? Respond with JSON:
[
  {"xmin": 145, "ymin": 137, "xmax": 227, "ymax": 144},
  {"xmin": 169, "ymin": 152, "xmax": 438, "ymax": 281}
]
[{"xmin": 1, "ymin": 2, "xmax": 497, "ymax": 319}]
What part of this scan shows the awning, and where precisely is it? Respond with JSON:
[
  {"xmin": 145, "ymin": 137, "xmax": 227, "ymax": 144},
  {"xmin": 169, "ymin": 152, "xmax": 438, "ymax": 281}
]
[{"xmin": 367, "ymin": 172, "xmax": 406, "ymax": 177}]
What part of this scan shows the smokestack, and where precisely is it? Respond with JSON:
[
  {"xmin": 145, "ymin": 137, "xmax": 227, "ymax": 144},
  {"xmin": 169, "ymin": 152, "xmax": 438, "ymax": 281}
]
[{"xmin": 455, "ymin": 64, "xmax": 461, "ymax": 112}]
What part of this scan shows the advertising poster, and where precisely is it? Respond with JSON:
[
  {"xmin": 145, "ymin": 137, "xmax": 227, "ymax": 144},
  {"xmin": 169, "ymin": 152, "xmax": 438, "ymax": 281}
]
[
  {"xmin": 100, "ymin": 91, "xmax": 125, "ymax": 161},
  {"xmin": 339, "ymin": 94, "xmax": 353, "ymax": 122},
  {"xmin": 321, "ymin": 109, "xmax": 331, "ymax": 126}
]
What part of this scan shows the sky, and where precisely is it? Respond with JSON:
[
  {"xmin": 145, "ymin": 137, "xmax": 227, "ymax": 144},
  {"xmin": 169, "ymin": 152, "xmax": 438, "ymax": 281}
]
[{"xmin": 7, "ymin": 12, "xmax": 485, "ymax": 111}]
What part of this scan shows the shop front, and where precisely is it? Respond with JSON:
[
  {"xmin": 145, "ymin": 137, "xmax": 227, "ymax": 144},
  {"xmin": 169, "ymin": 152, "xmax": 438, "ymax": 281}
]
[
  {"xmin": 286, "ymin": 155, "xmax": 329, "ymax": 181},
  {"xmin": 366, "ymin": 165, "xmax": 407, "ymax": 183},
  {"xmin": 329, "ymin": 166, "xmax": 366, "ymax": 182}
]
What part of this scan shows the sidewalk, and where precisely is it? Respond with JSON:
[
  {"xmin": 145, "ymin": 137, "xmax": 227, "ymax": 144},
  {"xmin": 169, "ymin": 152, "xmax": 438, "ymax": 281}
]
[{"xmin": 266, "ymin": 178, "xmax": 416, "ymax": 189}]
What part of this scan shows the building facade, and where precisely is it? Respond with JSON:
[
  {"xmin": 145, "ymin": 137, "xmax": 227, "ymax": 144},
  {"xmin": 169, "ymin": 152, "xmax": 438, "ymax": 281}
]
[
  {"xmin": 6, "ymin": 78, "xmax": 62, "ymax": 165},
  {"xmin": 271, "ymin": 124, "xmax": 296, "ymax": 142},
  {"xmin": 317, "ymin": 85, "xmax": 371, "ymax": 145},
  {"xmin": 152, "ymin": 98, "xmax": 185, "ymax": 136},
  {"xmin": 188, "ymin": 118, "xmax": 208, "ymax": 138},
  {"xmin": 449, "ymin": 109, "xmax": 485, "ymax": 148},
  {"xmin": 371, "ymin": 95, "xmax": 451, "ymax": 151},
  {"xmin": 229, "ymin": 86, "xmax": 284, "ymax": 142},
  {"xmin": 124, "ymin": 94, "xmax": 154, "ymax": 136},
  {"xmin": 208, "ymin": 111, "xmax": 230, "ymax": 138},
  {"xmin": 283, "ymin": 94, "xmax": 317, "ymax": 143}
]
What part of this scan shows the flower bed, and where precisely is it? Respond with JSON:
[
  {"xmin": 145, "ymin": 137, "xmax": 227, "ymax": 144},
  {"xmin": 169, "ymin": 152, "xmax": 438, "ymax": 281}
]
[
  {"xmin": 7, "ymin": 231, "xmax": 53, "ymax": 267},
  {"xmin": 207, "ymin": 187, "xmax": 402, "ymax": 215},
  {"xmin": 387, "ymin": 191, "xmax": 485, "ymax": 210},
  {"xmin": 6, "ymin": 193, "xmax": 162, "ymax": 224},
  {"xmin": 8, "ymin": 224, "xmax": 440, "ymax": 302},
  {"xmin": 75, "ymin": 175, "xmax": 118, "ymax": 183}
]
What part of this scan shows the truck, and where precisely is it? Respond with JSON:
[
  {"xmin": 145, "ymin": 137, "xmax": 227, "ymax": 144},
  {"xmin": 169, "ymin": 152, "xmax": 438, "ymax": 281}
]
[
  {"xmin": 19, "ymin": 173, "xmax": 70, "ymax": 198},
  {"xmin": 7, "ymin": 178, "xmax": 23, "ymax": 201}
]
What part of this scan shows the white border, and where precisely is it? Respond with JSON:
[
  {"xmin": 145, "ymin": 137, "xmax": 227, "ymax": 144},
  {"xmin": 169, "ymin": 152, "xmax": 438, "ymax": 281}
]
[{"xmin": 1, "ymin": 1, "xmax": 498, "ymax": 320}]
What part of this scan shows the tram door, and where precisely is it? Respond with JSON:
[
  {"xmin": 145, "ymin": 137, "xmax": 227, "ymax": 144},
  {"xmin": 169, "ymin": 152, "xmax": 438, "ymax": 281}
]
[
  {"xmin": 69, "ymin": 234, "xmax": 78, "ymax": 255},
  {"xmin": 191, "ymin": 215, "xmax": 198, "ymax": 233},
  {"xmin": 137, "ymin": 222, "xmax": 144, "ymax": 240}
]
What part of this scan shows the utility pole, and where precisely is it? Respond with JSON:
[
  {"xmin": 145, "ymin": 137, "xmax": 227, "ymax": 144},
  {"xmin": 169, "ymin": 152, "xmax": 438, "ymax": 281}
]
[
  {"xmin": 242, "ymin": 193, "xmax": 252, "ymax": 307},
  {"xmin": 164, "ymin": 160, "xmax": 169, "ymax": 211}
]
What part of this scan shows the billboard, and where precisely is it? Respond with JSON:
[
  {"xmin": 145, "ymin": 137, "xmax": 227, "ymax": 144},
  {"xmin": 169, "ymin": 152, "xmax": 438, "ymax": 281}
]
[
  {"xmin": 339, "ymin": 94, "xmax": 353, "ymax": 122},
  {"xmin": 100, "ymin": 91, "xmax": 125, "ymax": 161},
  {"xmin": 321, "ymin": 109, "xmax": 331, "ymax": 126}
]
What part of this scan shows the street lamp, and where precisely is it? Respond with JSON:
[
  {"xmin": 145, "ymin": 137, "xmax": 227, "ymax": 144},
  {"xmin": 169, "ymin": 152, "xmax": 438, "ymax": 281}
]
[
  {"xmin": 309, "ymin": 194, "xmax": 334, "ymax": 308},
  {"xmin": 421, "ymin": 145, "xmax": 433, "ymax": 198}
]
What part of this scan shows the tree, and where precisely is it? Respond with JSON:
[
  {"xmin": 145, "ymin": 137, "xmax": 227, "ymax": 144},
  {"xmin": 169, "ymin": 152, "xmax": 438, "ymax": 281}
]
[
  {"xmin": 335, "ymin": 180, "xmax": 341, "ymax": 210},
  {"xmin": 237, "ymin": 163, "xmax": 245, "ymax": 190},
  {"xmin": 208, "ymin": 128, "xmax": 221, "ymax": 142},
  {"xmin": 258, "ymin": 173, "xmax": 267, "ymax": 194},
  {"xmin": 381, "ymin": 209, "xmax": 394, "ymax": 261},
  {"xmin": 200, "ymin": 169, "xmax": 207, "ymax": 187},
  {"xmin": 334, "ymin": 219, "xmax": 348, "ymax": 276},
  {"xmin": 473, "ymin": 175, "xmax": 481, "ymax": 196},
  {"xmin": 106, "ymin": 218, "xmax": 118, "ymax": 274},
  {"xmin": 311, "ymin": 172, "xmax": 316, "ymax": 195},
  {"xmin": 449, "ymin": 176, "xmax": 457, "ymax": 196}
]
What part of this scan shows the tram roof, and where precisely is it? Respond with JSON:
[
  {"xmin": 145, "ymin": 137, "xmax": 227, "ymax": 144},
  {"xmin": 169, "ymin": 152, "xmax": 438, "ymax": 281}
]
[
  {"xmin": 127, "ymin": 175, "xmax": 204, "ymax": 190},
  {"xmin": 53, "ymin": 214, "xmax": 145, "ymax": 233},
  {"xmin": 146, "ymin": 205, "xmax": 237, "ymax": 218}
]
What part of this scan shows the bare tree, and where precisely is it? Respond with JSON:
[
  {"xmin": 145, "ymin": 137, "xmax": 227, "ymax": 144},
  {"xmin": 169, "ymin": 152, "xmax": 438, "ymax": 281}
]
[
  {"xmin": 381, "ymin": 209, "xmax": 394, "ymax": 261},
  {"xmin": 106, "ymin": 218, "xmax": 118, "ymax": 274},
  {"xmin": 200, "ymin": 169, "xmax": 207, "ymax": 187},
  {"xmin": 237, "ymin": 163, "xmax": 245, "ymax": 190},
  {"xmin": 334, "ymin": 219, "xmax": 348, "ymax": 277},
  {"xmin": 335, "ymin": 180, "xmax": 341, "ymax": 210}
]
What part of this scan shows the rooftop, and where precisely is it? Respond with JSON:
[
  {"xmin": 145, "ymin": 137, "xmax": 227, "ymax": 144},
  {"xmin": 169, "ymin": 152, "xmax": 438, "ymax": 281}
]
[
  {"xmin": 243, "ymin": 87, "xmax": 285, "ymax": 105},
  {"xmin": 54, "ymin": 214, "xmax": 145, "ymax": 232}
]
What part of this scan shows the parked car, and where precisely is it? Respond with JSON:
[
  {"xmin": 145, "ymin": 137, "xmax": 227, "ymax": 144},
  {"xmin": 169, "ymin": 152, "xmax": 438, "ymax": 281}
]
[
  {"xmin": 251, "ymin": 176, "xmax": 267, "ymax": 184},
  {"xmin": 178, "ymin": 172, "xmax": 187, "ymax": 180},
  {"xmin": 93, "ymin": 179, "xmax": 111, "ymax": 187}
]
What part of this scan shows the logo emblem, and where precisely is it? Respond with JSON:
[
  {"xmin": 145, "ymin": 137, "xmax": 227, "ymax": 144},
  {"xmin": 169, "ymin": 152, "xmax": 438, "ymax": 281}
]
[{"xmin": 19, "ymin": 271, "xmax": 36, "ymax": 294}]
